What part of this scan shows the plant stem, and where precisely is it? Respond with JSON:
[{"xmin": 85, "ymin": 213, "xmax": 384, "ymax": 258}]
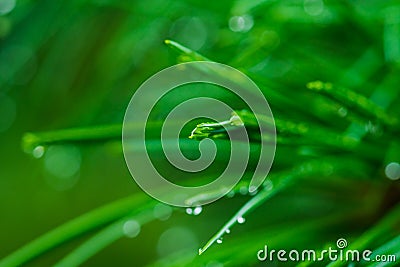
[
  {"xmin": 22, "ymin": 124, "xmax": 122, "ymax": 154},
  {"xmin": 0, "ymin": 194, "xmax": 150, "ymax": 267},
  {"xmin": 198, "ymin": 160, "xmax": 336, "ymax": 255},
  {"xmin": 54, "ymin": 202, "xmax": 167, "ymax": 267},
  {"xmin": 306, "ymin": 81, "xmax": 399, "ymax": 130},
  {"xmin": 164, "ymin": 39, "xmax": 210, "ymax": 62},
  {"xmin": 198, "ymin": 179, "xmax": 284, "ymax": 255}
]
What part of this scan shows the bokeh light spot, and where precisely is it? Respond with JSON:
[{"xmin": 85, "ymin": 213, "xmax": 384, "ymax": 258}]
[
  {"xmin": 0, "ymin": 0, "xmax": 16, "ymax": 16},
  {"xmin": 385, "ymin": 162, "xmax": 400, "ymax": 180},
  {"xmin": 44, "ymin": 145, "xmax": 81, "ymax": 178},
  {"xmin": 123, "ymin": 220, "xmax": 141, "ymax": 238},
  {"xmin": 157, "ymin": 227, "xmax": 198, "ymax": 257},
  {"xmin": 229, "ymin": 15, "xmax": 254, "ymax": 33},
  {"xmin": 169, "ymin": 17, "xmax": 208, "ymax": 50},
  {"xmin": 304, "ymin": 0, "xmax": 324, "ymax": 16}
]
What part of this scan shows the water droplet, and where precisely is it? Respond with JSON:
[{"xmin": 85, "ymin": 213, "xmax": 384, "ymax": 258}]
[
  {"xmin": 198, "ymin": 248, "xmax": 203, "ymax": 255},
  {"xmin": 193, "ymin": 206, "xmax": 203, "ymax": 215},
  {"xmin": 230, "ymin": 115, "xmax": 244, "ymax": 126},
  {"xmin": 226, "ymin": 190, "xmax": 235, "ymax": 198},
  {"xmin": 216, "ymin": 238, "xmax": 223, "ymax": 244},
  {"xmin": 239, "ymin": 186, "xmax": 248, "ymax": 195},
  {"xmin": 0, "ymin": 0, "xmax": 16, "ymax": 16},
  {"xmin": 225, "ymin": 229, "xmax": 231, "ymax": 234},
  {"xmin": 385, "ymin": 162, "xmax": 400, "ymax": 180},
  {"xmin": 249, "ymin": 188, "xmax": 258, "ymax": 196},
  {"xmin": 32, "ymin": 146, "xmax": 45, "ymax": 159},
  {"xmin": 123, "ymin": 220, "xmax": 141, "ymax": 238},
  {"xmin": 263, "ymin": 179, "xmax": 273, "ymax": 191},
  {"xmin": 237, "ymin": 216, "xmax": 246, "ymax": 224},
  {"xmin": 186, "ymin": 208, "xmax": 193, "ymax": 215},
  {"xmin": 303, "ymin": 0, "xmax": 324, "ymax": 16},
  {"xmin": 229, "ymin": 14, "xmax": 254, "ymax": 33}
]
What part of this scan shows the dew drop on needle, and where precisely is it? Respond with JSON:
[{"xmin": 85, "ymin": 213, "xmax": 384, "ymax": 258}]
[
  {"xmin": 237, "ymin": 216, "xmax": 246, "ymax": 224},
  {"xmin": 186, "ymin": 208, "xmax": 193, "ymax": 215},
  {"xmin": 193, "ymin": 206, "xmax": 203, "ymax": 215}
]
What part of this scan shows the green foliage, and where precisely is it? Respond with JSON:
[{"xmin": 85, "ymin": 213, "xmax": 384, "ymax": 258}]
[{"xmin": 1, "ymin": 0, "xmax": 399, "ymax": 266}]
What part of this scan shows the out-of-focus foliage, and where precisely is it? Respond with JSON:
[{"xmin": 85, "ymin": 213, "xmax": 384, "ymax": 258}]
[{"xmin": 0, "ymin": 0, "xmax": 399, "ymax": 266}]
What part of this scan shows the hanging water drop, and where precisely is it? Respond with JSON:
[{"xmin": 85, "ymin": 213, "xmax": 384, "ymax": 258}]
[
  {"xmin": 239, "ymin": 186, "xmax": 248, "ymax": 195},
  {"xmin": 186, "ymin": 206, "xmax": 202, "ymax": 215},
  {"xmin": 225, "ymin": 229, "xmax": 231, "ymax": 234},
  {"xmin": 186, "ymin": 208, "xmax": 193, "ymax": 215},
  {"xmin": 226, "ymin": 190, "xmax": 235, "ymax": 198},
  {"xmin": 32, "ymin": 145, "xmax": 45, "ymax": 158},
  {"xmin": 237, "ymin": 216, "xmax": 246, "ymax": 224},
  {"xmin": 216, "ymin": 238, "xmax": 223, "ymax": 244},
  {"xmin": 193, "ymin": 206, "xmax": 203, "ymax": 215}
]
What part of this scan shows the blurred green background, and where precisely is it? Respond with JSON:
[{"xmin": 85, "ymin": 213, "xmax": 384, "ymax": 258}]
[{"xmin": 1, "ymin": 0, "xmax": 400, "ymax": 266}]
